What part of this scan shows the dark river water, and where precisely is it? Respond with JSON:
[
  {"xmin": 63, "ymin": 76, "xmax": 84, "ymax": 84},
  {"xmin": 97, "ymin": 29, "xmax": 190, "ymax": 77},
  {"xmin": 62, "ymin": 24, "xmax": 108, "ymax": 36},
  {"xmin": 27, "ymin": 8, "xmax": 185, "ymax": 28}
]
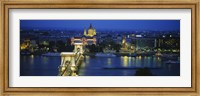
[{"xmin": 20, "ymin": 55, "xmax": 180, "ymax": 76}]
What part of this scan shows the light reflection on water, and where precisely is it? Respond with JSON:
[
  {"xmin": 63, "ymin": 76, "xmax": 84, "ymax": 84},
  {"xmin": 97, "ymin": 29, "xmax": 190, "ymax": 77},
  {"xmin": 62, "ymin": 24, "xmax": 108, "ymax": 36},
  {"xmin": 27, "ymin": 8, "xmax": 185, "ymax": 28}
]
[
  {"xmin": 122, "ymin": 56, "xmax": 128, "ymax": 67},
  {"xmin": 20, "ymin": 55, "xmax": 61, "ymax": 76},
  {"xmin": 78, "ymin": 56, "xmax": 180, "ymax": 76},
  {"xmin": 20, "ymin": 55, "xmax": 180, "ymax": 76},
  {"xmin": 107, "ymin": 58, "xmax": 112, "ymax": 66}
]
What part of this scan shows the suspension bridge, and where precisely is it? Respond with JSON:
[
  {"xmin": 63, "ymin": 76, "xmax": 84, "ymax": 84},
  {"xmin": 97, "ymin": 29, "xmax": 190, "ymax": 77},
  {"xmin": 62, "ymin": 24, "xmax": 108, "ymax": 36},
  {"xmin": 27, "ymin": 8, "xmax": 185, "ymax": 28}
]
[{"xmin": 58, "ymin": 42, "xmax": 85, "ymax": 76}]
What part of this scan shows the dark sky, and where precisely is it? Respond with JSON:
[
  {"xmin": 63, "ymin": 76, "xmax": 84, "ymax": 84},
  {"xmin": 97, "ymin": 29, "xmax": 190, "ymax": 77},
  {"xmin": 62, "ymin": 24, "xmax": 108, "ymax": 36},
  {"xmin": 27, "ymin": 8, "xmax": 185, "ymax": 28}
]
[{"xmin": 20, "ymin": 20, "xmax": 180, "ymax": 31}]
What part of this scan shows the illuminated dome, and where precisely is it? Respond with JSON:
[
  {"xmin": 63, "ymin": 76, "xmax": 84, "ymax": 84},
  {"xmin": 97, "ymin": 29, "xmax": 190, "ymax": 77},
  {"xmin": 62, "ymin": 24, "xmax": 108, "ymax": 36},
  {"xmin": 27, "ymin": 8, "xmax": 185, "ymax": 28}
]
[{"xmin": 84, "ymin": 23, "xmax": 96, "ymax": 37}]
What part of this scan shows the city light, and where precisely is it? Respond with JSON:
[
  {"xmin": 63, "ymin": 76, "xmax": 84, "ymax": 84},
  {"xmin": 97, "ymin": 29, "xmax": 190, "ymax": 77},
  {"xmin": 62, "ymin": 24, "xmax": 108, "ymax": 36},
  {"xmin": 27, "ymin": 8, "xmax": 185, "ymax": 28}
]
[{"xmin": 20, "ymin": 20, "xmax": 180, "ymax": 76}]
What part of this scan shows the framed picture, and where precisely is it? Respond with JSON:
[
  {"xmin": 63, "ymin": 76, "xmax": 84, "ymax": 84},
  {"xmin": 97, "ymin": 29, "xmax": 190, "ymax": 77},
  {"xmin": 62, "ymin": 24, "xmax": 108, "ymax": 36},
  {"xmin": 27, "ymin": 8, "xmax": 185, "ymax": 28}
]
[{"xmin": 0, "ymin": 0, "xmax": 199, "ymax": 95}]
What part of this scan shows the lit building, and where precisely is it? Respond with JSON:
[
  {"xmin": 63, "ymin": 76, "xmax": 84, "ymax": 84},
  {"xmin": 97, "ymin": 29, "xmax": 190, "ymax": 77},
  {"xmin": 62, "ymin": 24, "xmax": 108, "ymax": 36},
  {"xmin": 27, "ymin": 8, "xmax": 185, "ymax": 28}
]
[
  {"xmin": 84, "ymin": 24, "xmax": 96, "ymax": 37},
  {"xmin": 122, "ymin": 37, "xmax": 127, "ymax": 49},
  {"xmin": 133, "ymin": 38, "xmax": 155, "ymax": 50},
  {"xmin": 20, "ymin": 39, "xmax": 30, "ymax": 50},
  {"xmin": 71, "ymin": 24, "xmax": 97, "ymax": 45},
  {"xmin": 71, "ymin": 37, "xmax": 96, "ymax": 45},
  {"xmin": 120, "ymin": 37, "xmax": 134, "ymax": 53}
]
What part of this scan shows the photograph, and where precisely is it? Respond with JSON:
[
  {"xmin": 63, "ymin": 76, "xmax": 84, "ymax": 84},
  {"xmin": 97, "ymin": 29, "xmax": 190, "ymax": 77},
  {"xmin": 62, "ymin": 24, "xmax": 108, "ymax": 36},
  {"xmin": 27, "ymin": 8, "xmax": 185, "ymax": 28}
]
[
  {"xmin": 20, "ymin": 20, "xmax": 180, "ymax": 76},
  {"xmin": 1, "ymin": 0, "xmax": 198, "ymax": 95}
]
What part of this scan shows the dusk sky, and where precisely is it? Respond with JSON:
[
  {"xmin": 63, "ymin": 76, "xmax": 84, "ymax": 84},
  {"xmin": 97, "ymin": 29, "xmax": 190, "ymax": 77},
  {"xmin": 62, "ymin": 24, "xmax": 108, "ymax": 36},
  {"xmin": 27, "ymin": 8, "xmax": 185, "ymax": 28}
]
[{"xmin": 20, "ymin": 20, "xmax": 180, "ymax": 31}]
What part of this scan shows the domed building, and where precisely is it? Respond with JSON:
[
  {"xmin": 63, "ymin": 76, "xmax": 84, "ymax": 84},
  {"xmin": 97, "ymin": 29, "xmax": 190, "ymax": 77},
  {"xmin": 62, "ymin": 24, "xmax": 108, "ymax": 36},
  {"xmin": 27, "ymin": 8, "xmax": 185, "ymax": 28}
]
[
  {"xmin": 84, "ymin": 24, "xmax": 96, "ymax": 37},
  {"xmin": 71, "ymin": 24, "xmax": 96, "ymax": 46}
]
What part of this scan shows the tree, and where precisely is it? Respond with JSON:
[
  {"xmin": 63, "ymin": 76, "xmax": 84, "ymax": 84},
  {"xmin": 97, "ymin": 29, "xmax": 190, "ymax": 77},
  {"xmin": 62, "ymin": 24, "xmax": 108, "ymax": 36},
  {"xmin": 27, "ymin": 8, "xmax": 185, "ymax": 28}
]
[{"xmin": 56, "ymin": 40, "xmax": 65, "ymax": 52}]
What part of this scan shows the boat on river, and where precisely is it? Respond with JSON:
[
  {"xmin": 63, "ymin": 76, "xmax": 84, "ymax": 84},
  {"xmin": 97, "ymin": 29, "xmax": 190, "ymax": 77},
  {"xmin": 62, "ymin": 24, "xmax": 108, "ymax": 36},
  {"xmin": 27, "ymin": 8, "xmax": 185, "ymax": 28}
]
[
  {"xmin": 95, "ymin": 52, "xmax": 116, "ymax": 57},
  {"xmin": 164, "ymin": 60, "xmax": 179, "ymax": 64},
  {"xmin": 42, "ymin": 52, "xmax": 60, "ymax": 56}
]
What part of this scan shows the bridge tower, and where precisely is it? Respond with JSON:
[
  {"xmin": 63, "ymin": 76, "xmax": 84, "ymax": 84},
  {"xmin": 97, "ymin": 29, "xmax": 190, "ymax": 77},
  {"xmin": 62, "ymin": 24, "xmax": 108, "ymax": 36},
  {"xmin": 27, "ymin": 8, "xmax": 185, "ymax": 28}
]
[
  {"xmin": 74, "ymin": 43, "xmax": 84, "ymax": 54},
  {"xmin": 58, "ymin": 43, "xmax": 84, "ymax": 76},
  {"xmin": 59, "ymin": 52, "xmax": 77, "ymax": 76}
]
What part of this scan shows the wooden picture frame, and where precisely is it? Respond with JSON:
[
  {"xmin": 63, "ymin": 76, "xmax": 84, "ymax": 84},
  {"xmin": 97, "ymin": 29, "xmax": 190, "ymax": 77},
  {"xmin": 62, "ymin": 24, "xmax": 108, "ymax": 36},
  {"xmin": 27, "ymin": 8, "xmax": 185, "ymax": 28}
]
[{"xmin": 0, "ymin": 0, "xmax": 199, "ymax": 96}]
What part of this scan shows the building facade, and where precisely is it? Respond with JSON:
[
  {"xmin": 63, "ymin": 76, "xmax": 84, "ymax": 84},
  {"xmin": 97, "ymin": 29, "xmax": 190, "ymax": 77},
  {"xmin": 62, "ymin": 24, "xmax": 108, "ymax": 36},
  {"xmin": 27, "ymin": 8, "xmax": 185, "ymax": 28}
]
[{"xmin": 84, "ymin": 24, "xmax": 96, "ymax": 37}]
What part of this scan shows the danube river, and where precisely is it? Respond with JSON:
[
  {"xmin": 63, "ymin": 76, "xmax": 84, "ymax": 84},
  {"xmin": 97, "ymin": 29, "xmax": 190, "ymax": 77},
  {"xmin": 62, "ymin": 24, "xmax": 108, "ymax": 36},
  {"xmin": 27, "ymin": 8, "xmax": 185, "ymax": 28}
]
[{"xmin": 20, "ymin": 55, "xmax": 180, "ymax": 76}]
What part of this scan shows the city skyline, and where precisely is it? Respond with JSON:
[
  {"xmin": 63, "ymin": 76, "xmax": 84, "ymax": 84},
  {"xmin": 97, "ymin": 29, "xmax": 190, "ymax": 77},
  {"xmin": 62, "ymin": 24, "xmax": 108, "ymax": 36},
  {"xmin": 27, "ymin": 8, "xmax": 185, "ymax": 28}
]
[
  {"xmin": 20, "ymin": 20, "xmax": 180, "ymax": 76},
  {"xmin": 20, "ymin": 20, "xmax": 180, "ymax": 31}
]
